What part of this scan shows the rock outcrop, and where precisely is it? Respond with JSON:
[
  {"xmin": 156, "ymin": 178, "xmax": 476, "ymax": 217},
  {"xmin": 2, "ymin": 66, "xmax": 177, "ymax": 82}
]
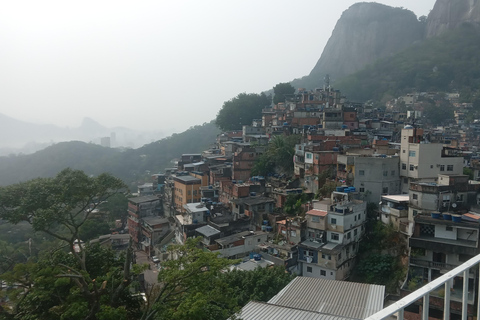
[
  {"xmin": 426, "ymin": 0, "xmax": 480, "ymax": 38},
  {"xmin": 307, "ymin": 2, "xmax": 424, "ymax": 84}
]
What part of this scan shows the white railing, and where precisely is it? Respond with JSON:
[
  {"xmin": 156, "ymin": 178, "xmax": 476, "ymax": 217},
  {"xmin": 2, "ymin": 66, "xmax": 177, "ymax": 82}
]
[{"xmin": 366, "ymin": 254, "xmax": 480, "ymax": 320}]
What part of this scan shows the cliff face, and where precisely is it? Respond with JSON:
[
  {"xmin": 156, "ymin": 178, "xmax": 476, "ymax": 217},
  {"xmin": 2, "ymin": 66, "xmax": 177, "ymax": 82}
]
[
  {"xmin": 308, "ymin": 2, "xmax": 424, "ymax": 83},
  {"xmin": 426, "ymin": 0, "xmax": 480, "ymax": 38}
]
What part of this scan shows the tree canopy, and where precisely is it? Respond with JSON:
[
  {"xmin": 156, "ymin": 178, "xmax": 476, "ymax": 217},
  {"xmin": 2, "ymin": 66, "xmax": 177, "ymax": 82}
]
[
  {"xmin": 273, "ymin": 83, "xmax": 295, "ymax": 105},
  {"xmin": 0, "ymin": 169, "xmax": 137, "ymax": 320},
  {"xmin": 215, "ymin": 93, "xmax": 270, "ymax": 131}
]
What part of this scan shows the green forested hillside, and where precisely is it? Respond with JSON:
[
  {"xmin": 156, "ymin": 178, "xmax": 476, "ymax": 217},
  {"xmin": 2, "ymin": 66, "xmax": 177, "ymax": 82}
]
[
  {"xmin": 0, "ymin": 121, "xmax": 219, "ymax": 186},
  {"xmin": 337, "ymin": 23, "xmax": 480, "ymax": 102}
]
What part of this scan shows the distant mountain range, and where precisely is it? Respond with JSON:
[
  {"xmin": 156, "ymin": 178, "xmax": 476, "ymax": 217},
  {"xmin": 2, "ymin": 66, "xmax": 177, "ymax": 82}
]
[
  {"xmin": 0, "ymin": 113, "xmax": 169, "ymax": 156},
  {"xmin": 0, "ymin": 121, "xmax": 219, "ymax": 187}
]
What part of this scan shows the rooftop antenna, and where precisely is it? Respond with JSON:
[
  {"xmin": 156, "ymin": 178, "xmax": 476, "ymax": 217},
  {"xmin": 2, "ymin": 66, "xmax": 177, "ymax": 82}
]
[{"xmin": 324, "ymin": 74, "xmax": 331, "ymax": 91}]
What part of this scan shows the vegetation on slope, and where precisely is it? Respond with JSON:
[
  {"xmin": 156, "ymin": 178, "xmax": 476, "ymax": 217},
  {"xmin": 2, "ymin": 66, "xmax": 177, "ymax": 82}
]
[
  {"xmin": 0, "ymin": 121, "xmax": 220, "ymax": 186},
  {"xmin": 337, "ymin": 23, "xmax": 480, "ymax": 103}
]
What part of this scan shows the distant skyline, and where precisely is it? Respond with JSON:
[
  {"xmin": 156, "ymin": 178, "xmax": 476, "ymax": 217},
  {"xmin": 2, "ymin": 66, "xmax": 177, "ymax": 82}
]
[{"xmin": 0, "ymin": 0, "xmax": 436, "ymax": 134}]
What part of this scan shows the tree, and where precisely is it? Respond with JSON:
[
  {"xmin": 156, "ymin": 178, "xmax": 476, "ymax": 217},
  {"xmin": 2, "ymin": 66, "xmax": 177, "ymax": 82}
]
[
  {"xmin": 221, "ymin": 266, "xmax": 295, "ymax": 306},
  {"xmin": 252, "ymin": 135, "xmax": 300, "ymax": 176},
  {"xmin": 273, "ymin": 83, "xmax": 295, "ymax": 105},
  {"xmin": 141, "ymin": 238, "xmax": 239, "ymax": 320},
  {"xmin": 0, "ymin": 169, "xmax": 137, "ymax": 320},
  {"xmin": 215, "ymin": 93, "xmax": 270, "ymax": 131}
]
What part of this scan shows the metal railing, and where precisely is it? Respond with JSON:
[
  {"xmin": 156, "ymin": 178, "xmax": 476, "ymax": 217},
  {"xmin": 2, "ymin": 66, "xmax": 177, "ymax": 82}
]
[{"xmin": 366, "ymin": 254, "xmax": 480, "ymax": 320}]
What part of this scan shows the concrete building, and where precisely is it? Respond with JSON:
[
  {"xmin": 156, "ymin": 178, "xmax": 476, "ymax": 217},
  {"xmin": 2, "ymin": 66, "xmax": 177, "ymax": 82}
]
[
  {"xmin": 298, "ymin": 191, "xmax": 366, "ymax": 280},
  {"xmin": 127, "ymin": 195, "xmax": 161, "ymax": 247},
  {"xmin": 354, "ymin": 155, "xmax": 401, "ymax": 203},
  {"xmin": 380, "ymin": 194, "xmax": 410, "ymax": 234},
  {"xmin": 400, "ymin": 127, "xmax": 463, "ymax": 193}
]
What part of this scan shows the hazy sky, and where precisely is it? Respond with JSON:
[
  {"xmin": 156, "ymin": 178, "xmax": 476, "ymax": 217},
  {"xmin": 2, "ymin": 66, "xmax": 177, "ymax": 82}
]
[{"xmin": 0, "ymin": 0, "xmax": 436, "ymax": 133}]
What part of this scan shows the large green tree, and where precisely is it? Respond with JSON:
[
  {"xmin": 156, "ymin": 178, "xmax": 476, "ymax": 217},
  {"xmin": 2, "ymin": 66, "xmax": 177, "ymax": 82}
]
[
  {"xmin": 215, "ymin": 93, "xmax": 270, "ymax": 131},
  {"xmin": 141, "ymin": 238, "xmax": 238, "ymax": 320},
  {"xmin": 0, "ymin": 169, "xmax": 137, "ymax": 320},
  {"xmin": 273, "ymin": 82, "xmax": 295, "ymax": 105}
]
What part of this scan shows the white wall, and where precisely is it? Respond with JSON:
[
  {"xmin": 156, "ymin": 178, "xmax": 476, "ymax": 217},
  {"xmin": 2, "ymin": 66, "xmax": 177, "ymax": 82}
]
[{"xmin": 434, "ymin": 225, "xmax": 456, "ymax": 240}]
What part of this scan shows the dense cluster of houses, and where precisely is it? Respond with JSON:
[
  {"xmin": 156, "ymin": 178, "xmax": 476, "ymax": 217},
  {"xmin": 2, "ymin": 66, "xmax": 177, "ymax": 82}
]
[{"xmin": 122, "ymin": 86, "xmax": 480, "ymax": 319}]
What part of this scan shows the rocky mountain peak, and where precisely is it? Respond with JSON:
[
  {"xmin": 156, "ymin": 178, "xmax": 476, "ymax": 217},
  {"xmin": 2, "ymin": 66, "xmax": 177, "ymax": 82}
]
[{"xmin": 426, "ymin": 0, "xmax": 480, "ymax": 38}]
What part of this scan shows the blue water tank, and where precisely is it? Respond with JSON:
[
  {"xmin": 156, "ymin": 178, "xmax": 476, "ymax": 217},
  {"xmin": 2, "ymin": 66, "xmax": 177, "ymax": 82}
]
[
  {"xmin": 266, "ymin": 226, "xmax": 273, "ymax": 232},
  {"xmin": 332, "ymin": 147, "xmax": 340, "ymax": 152},
  {"xmin": 253, "ymin": 254, "xmax": 261, "ymax": 261},
  {"xmin": 263, "ymin": 220, "xmax": 269, "ymax": 225},
  {"xmin": 251, "ymin": 192, "xmax": 257, "ymax": 196},
  {"xmin": 336, "ymin": 187, "xmax": 345, "ymax": 192}
]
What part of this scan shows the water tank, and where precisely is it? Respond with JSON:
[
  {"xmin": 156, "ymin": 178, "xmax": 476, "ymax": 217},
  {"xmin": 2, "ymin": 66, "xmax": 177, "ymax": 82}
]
[
  {"xmin": 332, "ymin": 147, "xmax": 340, "ymax": 152},
  {"xmin": 250, "ymin": 192, "xmax": 257, "ymax": 196},
  {"xmin": 208, "ymin": 185, "xmax": 213, "ymax": 189},
  {"xmin": 253, "ymin": 254, "xmax": 261, "ymax": 261},
  {"xmin": 266, "ymin": 226, "xmax": 273, "ymax": 232},
  {"xmin": 336, "ymin": 187, "xmax": 345, "ymax": 192},
  {"xmin": 263, "ymin": 220, "xmax": 269, "ymax": 225}
]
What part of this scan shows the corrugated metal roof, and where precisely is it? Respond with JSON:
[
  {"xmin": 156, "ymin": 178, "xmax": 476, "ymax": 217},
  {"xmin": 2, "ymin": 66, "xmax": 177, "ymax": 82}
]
[
  {"xmin": 306, "ymin": 209, "xmax": 328, "ymax": 217},
  {"xmin": 268, "ymin": 277, "xmax": 385, "ymax": 319},
  {"xmin": 237, "ymin": 301, "xmax": 354, "ymax": 320}
]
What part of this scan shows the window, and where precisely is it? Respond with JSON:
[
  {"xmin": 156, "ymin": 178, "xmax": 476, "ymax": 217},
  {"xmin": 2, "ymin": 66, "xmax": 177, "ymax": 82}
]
[
  {"xmin": 391, "ymin": 170, "xmax": 395, "ymax": 176},
  {"xmin": 306, "ymin": 153, "xmax": 312, "ymax": 159},
  {"xmin": 403, "ymin": 150, "xmax": 406, "ymax": 153},
  {"xmin": 347, "ymin": 232, "xmax": 351, "ymax": 239},
  {"xmin": 331, "ymin": 218, "xmax": 337, "ymax": 224},
  {"xmin": 446, "ymin": 226, "xmax": 453, "ymax": 231},
  {"xmin": 359, "ymin": 187, "xmax": 365, "ymax": 192},
  {"xmin": 331, "ymin": 233, "xmax": 339, "ymax": 240},
  {"xmin": 409, "ymin": 164, "xmax": 415, "ymax": 171},
  {"xmin": 404, "ymin": 178, "xmax": 408, "ymax": 184},
  {"xmin": 358, "ymin": 214, "xmax": 361, "ymax": 220},
  {"xmin": 338, "ymin": 253, "xmax": 342, "ymax": 260},
  {"xmin": 430, "ymin": 165, "xmax": 433, "ymax": 169},
  {"xmin": 307, "ymin": 266, "xmax": 312, "ymax": 273},
  {"xmin": 291, "ymin": 230, "xmax": 297, "ymax": 237},
  {"xmin": 320, "ymin": 270, "xmax": 326, "ymax": 276},
  {"xmin": 354, "ymin": 229, "xmax": 358, "ymax": 236},
  {"xmin": 359, "ymin": 170, "xmax": 365, "ymax": 176},
  {"xmin": 322, "ymin": 253, "xmax": 331, "ymax": 260},
  {"xmin": 383, "ymin": 171, "xmax": 388, "ymax": 176},
  {"xmin": 383, "ymin": 187, "xmax": 388, "ymax": 194},
  {"xmin": 412, "ymin": 209, "xmax": 418, "ymax": 216},
  {"xmin": 413, "ymin": 194, "xmax": 418, "ymax": 200},
  {"xmin": 440, "ymin": 165, "xmax": 445, "ymax": 172},
  {"xmin": 409, "ymin": 151, "xmax": 416, "ymax": 157},
  {"xmin": 402, "ymin": 163, "xmax": 407, "ymax": 170},
  {"xmin": 447, "ymin": 165, "xmax": 454, "ymax": 171},
  {"xmin": 311, "ymin": 216, "xmax": 320, "ymax": 223},
  {"xmin": 304, "ymin": 250, "xmax": 314, "ymax": 257}
]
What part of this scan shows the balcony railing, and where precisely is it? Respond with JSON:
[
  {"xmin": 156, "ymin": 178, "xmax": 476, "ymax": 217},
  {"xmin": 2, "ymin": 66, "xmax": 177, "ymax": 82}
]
[
  {"xmin": 409, "ymin": 258, "xmax": 459, "ymax": 271},
  {"xmin": 366, "ymin": 254, "xmax": 480, "ymax": 320}
]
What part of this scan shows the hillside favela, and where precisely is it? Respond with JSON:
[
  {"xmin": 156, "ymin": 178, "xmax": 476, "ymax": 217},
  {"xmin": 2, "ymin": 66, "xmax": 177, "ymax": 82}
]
[{"xmin": 3, "ymin": 0, "xmax": 480, "ymax": 319}]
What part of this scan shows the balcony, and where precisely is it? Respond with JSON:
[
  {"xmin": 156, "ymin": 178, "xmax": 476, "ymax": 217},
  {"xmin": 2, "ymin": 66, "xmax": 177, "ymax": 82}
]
[
  {"xmin": 410, "ymin": 258, "xmax": 459, "ymax": 272},
  {"xmin": 409, "ymin": 235, "xmax": 478, "ymax": 256},
  {"xmin": 366, "ymin": 254, "xmax": 480, "ymax": 320}
]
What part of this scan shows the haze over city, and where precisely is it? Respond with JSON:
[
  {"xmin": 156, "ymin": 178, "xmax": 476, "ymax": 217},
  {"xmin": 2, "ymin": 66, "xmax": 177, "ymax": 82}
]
[{"xmin": 0, "ymin": 0, "xmax": 434, "ymax": 134}]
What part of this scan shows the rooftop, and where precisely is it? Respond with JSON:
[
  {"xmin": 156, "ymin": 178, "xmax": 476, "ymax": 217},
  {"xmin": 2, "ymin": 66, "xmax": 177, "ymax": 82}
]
[
  {"xmin": 268, "ymin": 277, "xmax": 385, "ymax": 319},
  {"xmin": 142, "ymin": 216, "xmax": 170, "ymax": 226},
  {"xmin": 184, "ymin": 202, "xmax": 210, "ymax": 213},
  {"xmin": 306, "ymin": 209, "xmax": 328, "ymax": 217},
  {"xmin": 381, "ymin": 195, "xmax": 409, "ymax": 203},
  {"xmin": 195, "ymin": 225, "xmax": 221, "ymax": 238},
  {"xmin": 128, "ymin": 195, "xmax": 160, "ymax": 204},
  {"xmin": 236, "ymin": 301, "xmax": 352, "ymax": 320}
]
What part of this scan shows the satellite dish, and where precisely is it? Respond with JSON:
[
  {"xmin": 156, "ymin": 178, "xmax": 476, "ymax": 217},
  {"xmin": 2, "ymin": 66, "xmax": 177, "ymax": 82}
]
[{"xmin": 452, "ymin": 203, "xmax": 457, "ymax": 208}]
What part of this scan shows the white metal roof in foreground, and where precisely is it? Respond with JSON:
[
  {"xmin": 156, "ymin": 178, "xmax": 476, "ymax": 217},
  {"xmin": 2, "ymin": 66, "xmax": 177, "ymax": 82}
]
[
  {"xmin": 237, "ymin": 301, "xmax": 355, "ymax": 320},
  {"xmin": 268, "ymin": 277, "xmax": 385, "ymax": 319}
]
